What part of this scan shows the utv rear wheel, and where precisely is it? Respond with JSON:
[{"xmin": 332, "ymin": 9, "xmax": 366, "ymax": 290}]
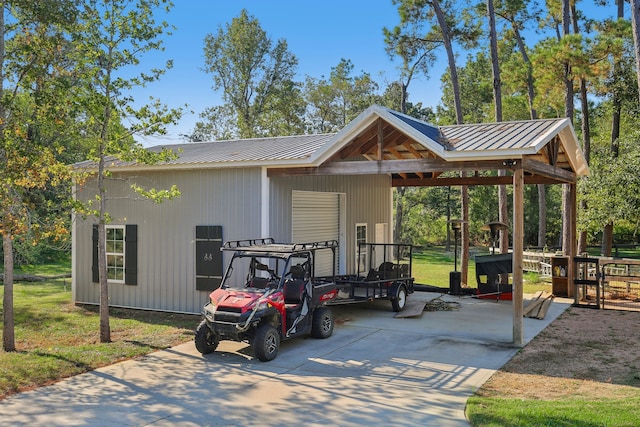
[
  {"xmin": 311, "ymin": 306, "xmax": 334, "ymax": 339},
  {"xmin": 391, "ymin": 285, "xmax": 407, "ymax": 312},
  {"xmin": 195, "ymin": 319, "xmax": 219, "ymax": 354},
  {"xmin": 254, "ymin": 324, "xmax": 280, "ymax": 362}
]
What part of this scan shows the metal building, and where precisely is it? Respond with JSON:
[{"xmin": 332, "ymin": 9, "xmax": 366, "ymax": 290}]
[{"xmin": 73, "ymin": 104, "xmax": 589, "ymax": 346}]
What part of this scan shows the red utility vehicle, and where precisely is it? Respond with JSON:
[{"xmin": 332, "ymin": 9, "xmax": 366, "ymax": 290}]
[{"xmin": 195, "ymin": 238, "xmax": 338, "ymax": 362}]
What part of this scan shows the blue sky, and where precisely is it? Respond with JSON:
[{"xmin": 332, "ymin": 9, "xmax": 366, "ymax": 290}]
[
  {"xmin": 133, "ymin": 0, "xmax": 614, "ymax": 146},
  {"xmin": 133, "ymin": 0, "xmax": 436, "ymax": 146}
]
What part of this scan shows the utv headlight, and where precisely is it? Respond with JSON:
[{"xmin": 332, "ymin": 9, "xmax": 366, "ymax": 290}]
[{"xmin": 253, "ymin": 301, "xmax": 271, "ymax": 311}]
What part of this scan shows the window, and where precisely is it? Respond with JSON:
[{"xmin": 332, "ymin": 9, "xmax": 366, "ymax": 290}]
[
  {"xmin": 92, "ymin": 224, "xmax": 137, "ymax": 285},
  {"xmin": 106, "ymin": 226, "xmax": 126, "ymax": 283},
  {"xmin": 355, "ymin": 223, "xmax": 367, "ymax": 273}
]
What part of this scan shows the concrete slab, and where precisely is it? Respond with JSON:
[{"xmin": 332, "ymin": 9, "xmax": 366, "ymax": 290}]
[{"xmin": 0, "ymin": 293, "xmax": 571, "ymax": 426}]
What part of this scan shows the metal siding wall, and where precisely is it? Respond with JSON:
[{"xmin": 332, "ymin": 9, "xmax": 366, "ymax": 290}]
[
  {"xmin": 269, "ymin": 174, "xmax": 391, "ymax": 274},
  {"xmin": 73, "ymin": 167, "xmax": 262, "ymax": 313}
]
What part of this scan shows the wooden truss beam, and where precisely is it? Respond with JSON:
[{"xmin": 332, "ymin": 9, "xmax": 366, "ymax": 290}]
[
  {"xmin": 268, "ymin": 157, "xmax": 577, "ymax": 184},
  {"xmin": 391, "ymin": 174, "xmax": 565, "ymax": 187}
]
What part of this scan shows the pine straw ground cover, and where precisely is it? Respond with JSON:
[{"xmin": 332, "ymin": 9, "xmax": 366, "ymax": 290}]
[{"xmin": 467, "ymin": 307, "xmax": 640, "ymax": 426}]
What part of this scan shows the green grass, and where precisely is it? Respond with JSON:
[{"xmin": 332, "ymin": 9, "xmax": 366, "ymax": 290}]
[
  {"xmin": 584, "ymin": 246, "xmax": 640, "ymax": 259},
  {"xmin": 13, "ymin": 260, "xmax": 72, "ymax": 276},
  {"xmin": 413, "ymin": 247, "xmax": 551, "ymax": 294},
  {"xmin": 467, "ymin": 396, "xmax": 640, "ymax": 427},
  {"xmin": 0, "ymin": 269, "xmax": 198, "ymax": 399}
]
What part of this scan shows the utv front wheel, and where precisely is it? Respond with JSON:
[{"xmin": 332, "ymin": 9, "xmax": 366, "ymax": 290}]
[
  {"xmin": 254, "ymin": 324, "xmax": 280, "ymax": 362},
  {"xmin": 311, "ymin": 306, "xmax": 334, "ymax": 339},
  {"xmin": 195, "ymin": 319, "xmax": 219, "ymax": 354}
]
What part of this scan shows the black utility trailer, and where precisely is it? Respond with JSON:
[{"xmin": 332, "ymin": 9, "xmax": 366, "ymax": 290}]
[{"xmin": 330, "ymin": 243, "xmax": 414, "ymax": 312}]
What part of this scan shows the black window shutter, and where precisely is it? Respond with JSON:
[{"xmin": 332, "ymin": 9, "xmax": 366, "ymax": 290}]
[
  {"xmin": 125, "ymin": 225, "xmax": 138, "ymax": 285},
  {"xmin": 92, "ymin": 225, "xmax": 99, "ymax": 283},
  {"xmin": 195, "ymin": 225, "xmax": 223, "ymax": 291}
]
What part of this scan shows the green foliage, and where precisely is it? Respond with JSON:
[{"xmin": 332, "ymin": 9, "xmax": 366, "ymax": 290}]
[
  {"xmin": 198, "ymin": 9, "xmax": 301, "ymax": 139},
  {"xmin": 304, "ymin": 58, "xmax": 380, "ymax": 133},
  {"xmin": 1, "ymin": 2, "xmax": 77, "ymax": 244},
  {"xmin": 438, "ymin": 51, "xmax": 494, "ymax": 124},
  {"xmin": 70, "ymin": 0, "xmax": 184, "ymax": 343},
  {"xmin": 71, "ymin": 0, "xmax": 183, "ymax": 219},
  {"xmin": 579, "ymin": 134, "xmax": 640, "ymax": 236}
]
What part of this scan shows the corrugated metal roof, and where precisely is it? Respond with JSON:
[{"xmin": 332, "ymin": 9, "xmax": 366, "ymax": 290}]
[
  {"xmin": 440, "ymin": 119, "xmax": 563, "ymax": 152},
  {"xmin": 73, "ymin": 106, "xmax": 586, "ymax": 175},
  {"xmin": 74, "ymin": 133, "xmax": 335, "ymax": 169}
]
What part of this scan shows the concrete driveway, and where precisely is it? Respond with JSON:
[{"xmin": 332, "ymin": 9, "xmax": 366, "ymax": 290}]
[{"xmin": 0, "ymin": 292, "xmax": 570, "ymax": 426}]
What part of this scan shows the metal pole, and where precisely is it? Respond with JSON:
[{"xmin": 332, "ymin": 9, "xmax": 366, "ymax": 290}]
[{"xmin": 454, "ymin": 230, "xmax": 459, "ymax": 272}]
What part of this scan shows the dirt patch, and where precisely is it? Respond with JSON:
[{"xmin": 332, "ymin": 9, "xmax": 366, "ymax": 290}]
[{"xmin": 478, "ymin": 307, "xmax": 640, "ymax": 400}]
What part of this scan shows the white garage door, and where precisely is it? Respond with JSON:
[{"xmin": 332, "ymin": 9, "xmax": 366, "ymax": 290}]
[{"xmin": 292, "ymin": 191, "xmax": 340, "ymax": 276}]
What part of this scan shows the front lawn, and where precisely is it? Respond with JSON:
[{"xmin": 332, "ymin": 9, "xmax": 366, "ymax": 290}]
[
  {"xmin": 0, "ymin": 268, "xmax": 198, "ymax": 399},
  {"xmin": 412, "ymin": 247, "xmax": 551, "ymax": 294}
]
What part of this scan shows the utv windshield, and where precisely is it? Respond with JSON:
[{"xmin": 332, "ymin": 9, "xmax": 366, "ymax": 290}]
[{"xmin": 221, "ymin": 253, "xmax": 310, "ymax": 290}]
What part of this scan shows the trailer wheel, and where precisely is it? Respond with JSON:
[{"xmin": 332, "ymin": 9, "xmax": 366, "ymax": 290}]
[
  {"xmin": 391, "ymin": 285, "xmax": 407, "ymax": 312},
  {"xmin": 254, "ymin": 324, "xmax": 280, "ymax": 362},
  {"xmin": 311, "ymin": 306, "xmax": 334, "ymax": 339},
  {"xmin": 194, "ymin": 319, "xmax": 219, "ymax": 354}
]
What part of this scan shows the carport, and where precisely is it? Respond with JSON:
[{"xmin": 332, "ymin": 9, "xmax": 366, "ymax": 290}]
[{"xmin": 269, "ymin": 105, "xmax": 589, "ymax": 345}]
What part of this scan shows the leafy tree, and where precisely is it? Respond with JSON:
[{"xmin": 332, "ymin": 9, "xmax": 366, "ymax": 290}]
[
  {"xmin": 72, "ymin": 0, "xmax": 182, "ymax": 343},
  {"xmin": 632, "ymin": 0, "xmax": 640, "ymax": 104},
  {"xmin": 378, "ymin": 81, "xmax": 435, "ymax": 120},
  {"xmin": 304, "ymin": 58, "xmax": 379, "ymax": 133},
  {"xmin": 438, "ymin": 52, "xmax": 493, "ymax": 124},
  {"xmin": 1, "ymin": 0, "xmax": 78, "ymax": 352},
  {"xmin": 579, "ymin": 134, "xmax": 640, "ymax": 243},
  {"xmin": 383, "ymin": 10, "xmax": 438, "ymax": 114},
  {"xmin": 391, "ymin": 0, "xmax": 483, "ymax": 285},
  {"xmin": 197, "ymin": 9, "xmax": 302, "ymax": 139}
]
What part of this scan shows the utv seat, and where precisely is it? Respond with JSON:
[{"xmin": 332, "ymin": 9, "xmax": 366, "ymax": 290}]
[{"xmin": 283, "ymin": 279, "xmax": 305, "ymax": 309}]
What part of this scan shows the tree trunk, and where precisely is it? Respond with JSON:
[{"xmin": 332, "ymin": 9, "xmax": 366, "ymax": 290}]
[
  {"xmin": 432, "ymin": 0, "xmax": 468, "ymax": 282},
  {"xmin": 461, "ymin": 179, "xmax": 469, "ymax": 286},
  {"xmin": 611, "ymin": 99, "xmax": 620, "ymax": 157},
  {"xmin": 631, "ymin": 0, "xmax": 640, "ymax": 105},
  {"xmin": 537, "ymin": 184, "xmax": 546, "ymax": 248},
  {"xmin": 487, "ymin": 0, "xmax": 501, "ymax": 122},
  {"xmin": 393, "ymin": 83, "xmax": 409, "ymax": 253},
  {"xmin": 512, "ymin": 23, "xmax": 537, "ymax": 120},
  {"xmin": 98, "ymin": 151, "xmax": 110, "ymax": 343},
  {"xmin": 0, "ymin": 3, "xmax": 13, "ymax": 353},
  {"xmin": 572, "ymin": 9, "xmax": 591, "ymax": 256},
  {"xmin": 2, "ymin": 231, "xmax": 16, "ymax": 352},
  {"xmin": 445, "ymin": 187, "xmax": 452, "ymax": 252},
  {"xmin": 394, "ymin": 186, "xmax": 406, "ymax": 247},
  {"xmin": 433, "ymin": 0, "xmax": 463, "ymax": 125},
  {"xmin": 601, "ymin": 223, "xmax": 614, "ymax": 257},
  {"xmin": 487, "ymin": 0, "xmax": 509, "ymax": 254},
  {"xmin": 576, "ymin": 79, "xmax": 590, "ymax": 255},
  {"xmin": 511, "ymin": 18, "xmax": 548, "ymax": 249},
  {"xmin": 562, "ymin": 184, "xmax": 571, "ymax": 255},
  {"xmin": 561, "ymin": 0, "xmax": 573, "ymax": 255}
]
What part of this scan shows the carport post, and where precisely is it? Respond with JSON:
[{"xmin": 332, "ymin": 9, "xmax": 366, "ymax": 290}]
[{"xmin": 512, "ymin": 167, "xmax": 524, "ymax": 346}]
